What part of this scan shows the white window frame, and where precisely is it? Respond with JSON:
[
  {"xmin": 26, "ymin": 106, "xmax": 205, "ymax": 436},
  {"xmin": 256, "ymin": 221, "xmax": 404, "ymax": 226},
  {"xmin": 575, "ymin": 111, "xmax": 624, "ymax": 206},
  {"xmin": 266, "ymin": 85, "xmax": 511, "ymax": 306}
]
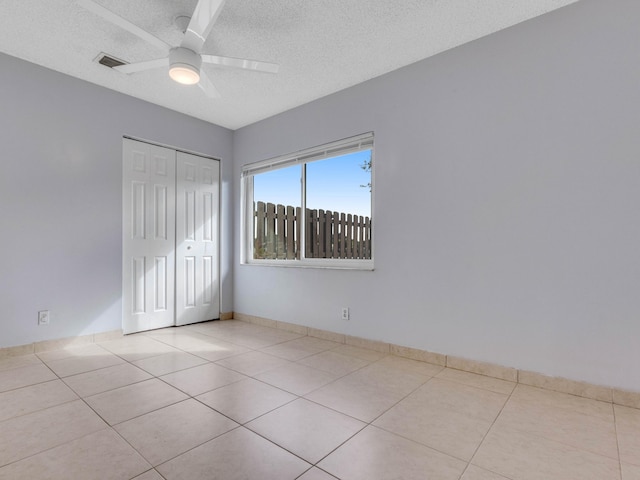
[{"xmin": 241, "ymin": 132, "xmax": 374, "ymax": 270}]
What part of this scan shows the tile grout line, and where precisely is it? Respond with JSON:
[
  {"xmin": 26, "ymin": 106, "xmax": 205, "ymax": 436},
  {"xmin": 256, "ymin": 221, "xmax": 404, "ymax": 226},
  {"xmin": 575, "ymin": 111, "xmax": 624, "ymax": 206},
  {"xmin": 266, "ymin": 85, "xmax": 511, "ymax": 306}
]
[
  {"xmin": 461, "ymin": 380, "xmax": 519, "ymax": 480},
  {"xmin": 612, "ymin": 404, "xmax": 624, "ymax": 480},
  {"xmin": 294, "ymin": 465, "xmax": 339, "ymax": 480}
]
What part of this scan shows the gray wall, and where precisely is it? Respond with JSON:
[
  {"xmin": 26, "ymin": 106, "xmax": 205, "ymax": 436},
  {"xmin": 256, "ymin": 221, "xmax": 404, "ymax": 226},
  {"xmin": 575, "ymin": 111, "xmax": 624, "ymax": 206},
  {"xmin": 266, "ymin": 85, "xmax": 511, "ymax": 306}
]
[
  {"xmin": 0, "ymin": 53, "xmax": 234, "ymax": 348},
  {"xmin": 233, "ymin": 0, "xmax": 640, "ymax": 391}
]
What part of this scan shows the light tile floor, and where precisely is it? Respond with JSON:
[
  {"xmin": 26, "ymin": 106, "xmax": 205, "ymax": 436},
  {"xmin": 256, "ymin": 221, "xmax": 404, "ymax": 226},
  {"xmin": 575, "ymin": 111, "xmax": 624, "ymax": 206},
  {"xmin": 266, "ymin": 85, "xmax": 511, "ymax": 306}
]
[{"xmin": 0, "ymin": 320, "xmax": 638, "ymax": 480}]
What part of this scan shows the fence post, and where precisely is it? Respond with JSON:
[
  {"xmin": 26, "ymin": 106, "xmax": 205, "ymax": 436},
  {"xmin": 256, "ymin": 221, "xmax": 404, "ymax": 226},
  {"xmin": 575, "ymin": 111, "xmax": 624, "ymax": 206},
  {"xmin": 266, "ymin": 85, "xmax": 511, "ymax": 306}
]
[
  {"xmin": 266, "ymin": 203, "xmax": 276, "ymax": 258},
  {"xmin": 365, "ymin": 217, "xmax": 371, "ymax": 259},
  {"xmin": 359, "ymin": 215, "xmax": 366, "ymax": 259},
  {"xmin": 286, "ymin": 205, "xmax": 295, "ymax": 259},
  {"xmin": 313, "ymin": 209, "xmax": 320, "ymax": 257},
  {"xmin": 305, "ymin": 208, "xmax": 312, "ymax": 258},
  {"xmin": 318, "ymin": 209, "xmax": 326, "ymax": 258},
  {"xmin": 346, "ymin": 214, "xmax": 353, "ymax": 258},
  {"xmin": 255, "ymin": 201, "xmax": 265, "ymax": 258},
  {"xmin": 331, "ymin": 212, "xmax": 339, "ymax": 258},
  {"xmin": 353, "ymin": 215, "xmax": 360, "ymax": 259},
  {"xmin": 339, "ymin": 213, "xmax": 345, "ymax": 258},
  {"xmin": 296, "ymin": 207, "xmax": 301, "ymax": 259},
  {"xmin": 276, "ymin": 204, "xmax": 286, "ymax": 259}
]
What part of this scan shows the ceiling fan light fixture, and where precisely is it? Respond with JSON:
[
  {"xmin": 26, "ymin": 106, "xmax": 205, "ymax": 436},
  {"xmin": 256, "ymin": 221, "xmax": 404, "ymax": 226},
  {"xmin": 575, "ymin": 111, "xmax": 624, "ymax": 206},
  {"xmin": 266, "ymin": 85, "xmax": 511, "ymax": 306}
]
[
  {"xmin": 169, "ymin": 64, "xmax": 200, "ymax": 85},
  {"xmin": 169, "ymin": 47, "xmax": 201, "ymax": 85}
]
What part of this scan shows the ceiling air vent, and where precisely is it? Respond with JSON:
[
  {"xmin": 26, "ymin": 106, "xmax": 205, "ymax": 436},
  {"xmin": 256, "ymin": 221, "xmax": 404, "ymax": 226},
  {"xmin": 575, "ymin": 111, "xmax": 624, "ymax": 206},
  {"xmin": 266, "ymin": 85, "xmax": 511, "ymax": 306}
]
[{"xmin": 95, "ymin": 53, "xmax": 127, "ymax": 69}]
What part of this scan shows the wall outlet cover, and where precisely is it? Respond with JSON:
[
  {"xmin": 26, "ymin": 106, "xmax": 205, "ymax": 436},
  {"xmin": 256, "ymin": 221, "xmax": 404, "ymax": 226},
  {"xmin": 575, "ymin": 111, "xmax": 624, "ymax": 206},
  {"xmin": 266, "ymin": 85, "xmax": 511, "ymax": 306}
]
[{"xmin": 38, "ymin": 310, "xmax": 50, "ymax": 326}]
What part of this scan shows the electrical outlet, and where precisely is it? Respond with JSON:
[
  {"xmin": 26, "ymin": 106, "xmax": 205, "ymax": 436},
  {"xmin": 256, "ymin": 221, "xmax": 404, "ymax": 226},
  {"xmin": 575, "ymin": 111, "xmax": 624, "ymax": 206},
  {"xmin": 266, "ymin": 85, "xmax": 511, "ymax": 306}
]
[
  {"xmin": 38, "ymin": 310, "xmax": 50, "ymax": 326},
  {"xmin": 341, "ymin": 307, "xmax": 350, "ymax": 321}
]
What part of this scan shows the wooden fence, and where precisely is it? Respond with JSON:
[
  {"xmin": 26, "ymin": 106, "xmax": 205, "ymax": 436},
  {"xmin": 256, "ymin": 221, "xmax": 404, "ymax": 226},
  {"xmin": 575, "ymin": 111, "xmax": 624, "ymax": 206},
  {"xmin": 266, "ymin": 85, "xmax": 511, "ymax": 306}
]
[{"xmin": 254, "ymin": 201, "xmax": 371, "ymax": 260}]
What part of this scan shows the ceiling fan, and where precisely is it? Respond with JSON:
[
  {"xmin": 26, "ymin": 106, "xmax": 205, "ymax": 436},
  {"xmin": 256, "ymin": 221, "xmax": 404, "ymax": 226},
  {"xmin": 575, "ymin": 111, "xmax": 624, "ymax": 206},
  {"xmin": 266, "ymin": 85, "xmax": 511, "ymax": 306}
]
[{"xmin": 78, "ymin": 0, "xmax": 279, "ymax": 98}]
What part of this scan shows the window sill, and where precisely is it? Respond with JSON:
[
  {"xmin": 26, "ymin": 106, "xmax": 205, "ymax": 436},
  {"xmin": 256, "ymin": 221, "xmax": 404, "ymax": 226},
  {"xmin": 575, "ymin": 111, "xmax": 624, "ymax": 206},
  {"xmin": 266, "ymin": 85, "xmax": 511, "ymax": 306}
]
[{"xmin": 241, "ymin": 259, "xmax": 374, "ymax": 271}]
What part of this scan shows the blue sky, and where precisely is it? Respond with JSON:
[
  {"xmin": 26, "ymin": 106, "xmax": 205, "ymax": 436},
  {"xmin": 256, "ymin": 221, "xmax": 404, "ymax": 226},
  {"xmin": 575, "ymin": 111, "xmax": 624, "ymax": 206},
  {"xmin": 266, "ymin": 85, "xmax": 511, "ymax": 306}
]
[{"xmin": 253, "ymin": 150, "xmax": 372, "ymax": 218}]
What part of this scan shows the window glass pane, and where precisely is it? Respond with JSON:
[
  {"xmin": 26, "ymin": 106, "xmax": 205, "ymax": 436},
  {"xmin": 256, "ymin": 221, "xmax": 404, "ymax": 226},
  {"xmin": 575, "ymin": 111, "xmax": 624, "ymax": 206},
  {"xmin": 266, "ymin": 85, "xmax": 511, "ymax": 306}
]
[
  {"xmin": 243, "ymin": 133, "xmax": 374, "ymax": 267},
  {"xmin": 252, "ymin": 165, "xmax": 301, "ymax": 259},
  {"xmin": 305, "ymin": 150, "xmax": 372, "ymax": 259}
]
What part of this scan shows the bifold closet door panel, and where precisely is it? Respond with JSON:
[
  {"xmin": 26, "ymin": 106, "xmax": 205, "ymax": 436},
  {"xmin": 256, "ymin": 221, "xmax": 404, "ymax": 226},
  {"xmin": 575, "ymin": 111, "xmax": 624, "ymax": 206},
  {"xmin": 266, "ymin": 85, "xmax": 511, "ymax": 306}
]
[
  {"xmin": 122, "ymin": 139, "xmax": 176, "ymax": 334},
  {"xmin": 175, "ymin": 151, "xmax": 220, "ymax": 326}
]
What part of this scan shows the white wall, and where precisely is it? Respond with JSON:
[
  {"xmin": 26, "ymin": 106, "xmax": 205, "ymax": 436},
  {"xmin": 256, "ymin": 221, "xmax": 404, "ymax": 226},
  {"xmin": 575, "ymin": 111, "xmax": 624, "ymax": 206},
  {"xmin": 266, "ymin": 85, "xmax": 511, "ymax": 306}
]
[
  {"xmin": 0, "ymin": 53, "xmax": 234, "ymax": 348},
  {"xmin": 232, "ymin": 0, "xmax": 640, "ymax": 391}
]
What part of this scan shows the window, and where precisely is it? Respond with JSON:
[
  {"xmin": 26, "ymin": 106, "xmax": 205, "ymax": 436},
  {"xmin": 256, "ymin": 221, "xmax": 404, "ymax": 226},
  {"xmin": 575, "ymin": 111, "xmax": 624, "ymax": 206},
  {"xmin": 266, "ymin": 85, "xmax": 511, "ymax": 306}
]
[{"xmin": 242, "ymin": 132, "xmax": 373, "ymax": 269}]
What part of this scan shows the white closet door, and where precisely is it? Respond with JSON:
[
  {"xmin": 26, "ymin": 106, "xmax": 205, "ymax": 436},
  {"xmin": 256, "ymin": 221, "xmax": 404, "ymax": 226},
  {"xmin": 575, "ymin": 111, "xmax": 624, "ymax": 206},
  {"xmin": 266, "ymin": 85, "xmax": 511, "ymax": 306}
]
[
  {"xmin": 122, "ymin": 139, "xmax": 176, "ymax": 334},
  {"xmin": 175, "ymin": 152, "xmax": 220, "ymax": 326}
]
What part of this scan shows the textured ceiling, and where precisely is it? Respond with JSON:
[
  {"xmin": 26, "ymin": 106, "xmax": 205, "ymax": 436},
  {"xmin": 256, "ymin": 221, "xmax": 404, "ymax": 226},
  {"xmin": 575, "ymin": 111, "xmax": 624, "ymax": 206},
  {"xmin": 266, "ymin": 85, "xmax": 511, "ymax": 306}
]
[{"xmin": 0, "ymin": 0, "xmax": 580, "ymax": 130}]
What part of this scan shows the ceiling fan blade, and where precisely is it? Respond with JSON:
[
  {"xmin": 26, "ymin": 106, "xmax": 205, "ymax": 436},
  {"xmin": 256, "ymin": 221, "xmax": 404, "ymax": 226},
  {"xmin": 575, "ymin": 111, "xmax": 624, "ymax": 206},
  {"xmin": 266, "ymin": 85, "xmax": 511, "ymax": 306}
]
[
  {"xmin": 181, "ymin": 0, "xmax": 226, "ymax": 53},
  {"xmin": 114, "ymin": 58, "xmax": 169, "ymax": 74},
  {"xmin": 77, "ymin": 0, "xmax": 171, "ymax": 51},
  {"xmin": 201, "ymin": 55, "xmax": 279, "ymax": 74},
  {"xmin": 198, "ymin": 70, "xmax": 221, "ymax": 99}
]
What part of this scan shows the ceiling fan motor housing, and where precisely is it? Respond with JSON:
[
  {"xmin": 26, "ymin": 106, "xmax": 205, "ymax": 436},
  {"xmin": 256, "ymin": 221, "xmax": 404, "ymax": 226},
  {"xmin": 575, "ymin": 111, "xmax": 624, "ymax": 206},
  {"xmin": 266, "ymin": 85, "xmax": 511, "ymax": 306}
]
[{"xmin": 169, "ymin": 47, "xmax": 202, "ymax": 84}]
